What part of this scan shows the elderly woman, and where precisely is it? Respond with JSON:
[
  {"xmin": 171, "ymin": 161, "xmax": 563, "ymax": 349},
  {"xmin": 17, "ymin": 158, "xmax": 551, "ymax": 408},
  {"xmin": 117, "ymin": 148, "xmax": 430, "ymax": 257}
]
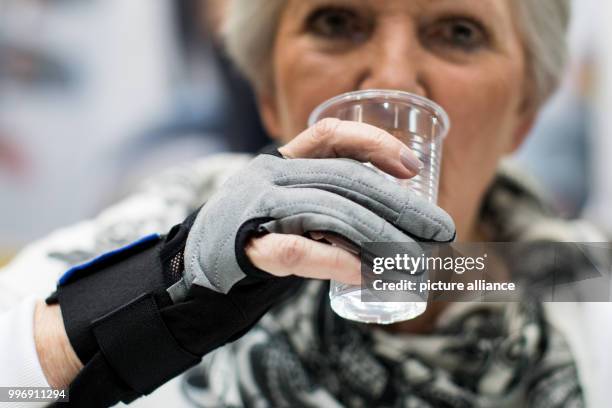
[{"xmin": 1, "ymin": 0, "xmax": 605, "ymax": 407}]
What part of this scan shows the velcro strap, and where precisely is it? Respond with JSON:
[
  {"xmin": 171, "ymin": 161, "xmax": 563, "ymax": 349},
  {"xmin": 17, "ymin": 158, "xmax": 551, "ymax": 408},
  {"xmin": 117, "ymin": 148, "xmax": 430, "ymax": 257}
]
[
  {"xmin": 56, "ymin": 239, "xmax": 169, "ymax": 363},
  {"xmin": 92, "ymin": 294, "xmax": 200, "ymax": 395},
  {"xmin": 56, "ymin": 352, "xmax": 136, "ymax": 407}
]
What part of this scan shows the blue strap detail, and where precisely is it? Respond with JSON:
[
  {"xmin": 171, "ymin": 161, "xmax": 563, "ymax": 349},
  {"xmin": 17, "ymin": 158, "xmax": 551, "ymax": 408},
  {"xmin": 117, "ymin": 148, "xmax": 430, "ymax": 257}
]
[{"xmin": 59, "ymin": 234, "xmax": 161, "ymax": 286}]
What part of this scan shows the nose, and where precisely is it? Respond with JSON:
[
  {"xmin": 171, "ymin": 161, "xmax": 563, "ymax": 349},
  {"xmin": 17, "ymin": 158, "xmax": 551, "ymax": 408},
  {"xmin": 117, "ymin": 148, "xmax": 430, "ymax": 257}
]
[{"xmin": 358, "ymin": 21, "xmax": 427, "ymax": 97}]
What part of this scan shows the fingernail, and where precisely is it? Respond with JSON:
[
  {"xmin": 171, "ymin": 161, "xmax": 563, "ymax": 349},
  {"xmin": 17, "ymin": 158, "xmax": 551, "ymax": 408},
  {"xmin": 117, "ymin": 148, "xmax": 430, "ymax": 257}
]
[{"xmin": 400, "ymin": 148, "xmax": 424, "ymax": 175}]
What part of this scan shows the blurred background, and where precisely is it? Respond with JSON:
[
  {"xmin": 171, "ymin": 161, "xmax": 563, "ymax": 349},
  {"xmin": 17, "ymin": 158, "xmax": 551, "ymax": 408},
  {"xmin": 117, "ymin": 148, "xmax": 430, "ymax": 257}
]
[{"xmin": 0, "ymin": 0, "xmax": 610, "ymax": 265}]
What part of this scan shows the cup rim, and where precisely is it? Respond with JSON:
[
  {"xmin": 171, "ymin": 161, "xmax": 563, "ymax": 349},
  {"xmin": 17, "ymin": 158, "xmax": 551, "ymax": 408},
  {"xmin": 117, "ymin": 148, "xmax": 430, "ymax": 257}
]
[{"xmin": 307, "ymin": 89, "xmax": 451, "ymax": 137}]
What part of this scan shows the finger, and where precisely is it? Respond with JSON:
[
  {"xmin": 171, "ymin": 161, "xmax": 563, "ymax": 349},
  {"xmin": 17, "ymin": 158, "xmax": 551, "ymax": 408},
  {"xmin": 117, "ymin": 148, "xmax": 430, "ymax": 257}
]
[
  {"xmin": 278, "ymin": 118, "xmax": 423, "ymax": 179},
  {"xmin": 245, "ymin": 233, "xmax": 362, "ymax": 285}
]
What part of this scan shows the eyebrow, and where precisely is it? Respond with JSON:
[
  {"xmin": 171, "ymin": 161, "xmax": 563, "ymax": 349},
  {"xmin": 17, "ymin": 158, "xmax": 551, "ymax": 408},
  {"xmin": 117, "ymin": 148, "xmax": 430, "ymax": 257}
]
[
  {"xmin": 421, "ymin": 0, "xmax": 501, "ymax": 17},
  {"xmin": 290, "ymin": 0, "xmax": 367, "ymax": 14},
  {"xmin": 291, "ymin": 0, "xmax": 503, "ymax": 24}
]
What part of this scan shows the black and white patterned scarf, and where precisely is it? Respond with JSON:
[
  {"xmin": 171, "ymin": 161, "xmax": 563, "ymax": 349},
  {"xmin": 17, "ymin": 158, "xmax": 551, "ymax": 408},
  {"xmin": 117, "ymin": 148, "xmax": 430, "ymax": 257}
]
[{"xmin": 180, "ymin": 163, "xmax": 585, "ymax": 408}]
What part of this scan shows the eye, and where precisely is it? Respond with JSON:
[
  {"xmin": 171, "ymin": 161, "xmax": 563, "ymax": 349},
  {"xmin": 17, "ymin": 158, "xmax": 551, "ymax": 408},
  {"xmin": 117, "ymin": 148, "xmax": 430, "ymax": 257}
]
[
  {"xmin": 425, "ymin": 18, "xmax": 488, "ymax": 51},
  {"xmin": 306, "ymin": 7, "xmax": 371, "ymax": 42}
]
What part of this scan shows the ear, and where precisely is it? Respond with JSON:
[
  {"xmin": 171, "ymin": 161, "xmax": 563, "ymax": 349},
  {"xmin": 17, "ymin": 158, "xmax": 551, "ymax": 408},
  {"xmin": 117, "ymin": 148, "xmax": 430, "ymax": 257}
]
[{"xmin": 257, "ymin": 90, "xmax": 283, "ymax": 140}]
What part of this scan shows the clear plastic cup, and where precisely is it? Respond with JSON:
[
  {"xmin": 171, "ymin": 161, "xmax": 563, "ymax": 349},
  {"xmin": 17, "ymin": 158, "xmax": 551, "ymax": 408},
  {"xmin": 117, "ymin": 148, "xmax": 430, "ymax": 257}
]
[{"xmin": 308, "ymin": 89, "xmax": 450, "ymax": 324}]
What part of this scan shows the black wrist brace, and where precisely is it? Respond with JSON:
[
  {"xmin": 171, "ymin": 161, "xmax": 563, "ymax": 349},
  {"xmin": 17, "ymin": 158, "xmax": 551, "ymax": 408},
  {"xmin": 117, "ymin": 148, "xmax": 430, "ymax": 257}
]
[{"xmin": 46, "ymin": 211, "xmax": 302, "ymax": 407}]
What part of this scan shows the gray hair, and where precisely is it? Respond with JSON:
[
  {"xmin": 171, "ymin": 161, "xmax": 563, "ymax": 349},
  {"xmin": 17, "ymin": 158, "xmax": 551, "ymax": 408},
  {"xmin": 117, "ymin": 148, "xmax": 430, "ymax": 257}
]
[{"xmin": 223, "ymin": 0, "xmax": 570, "ymax": 107}]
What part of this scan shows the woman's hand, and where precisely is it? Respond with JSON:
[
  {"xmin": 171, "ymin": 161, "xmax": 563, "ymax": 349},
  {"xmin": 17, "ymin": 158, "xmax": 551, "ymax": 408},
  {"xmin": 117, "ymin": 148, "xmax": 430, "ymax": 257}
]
[
  {"xmin": 183, "ymin": 118, "xmax": 453, "ymax": 295},
  {"xmin": 245, "ymin": 118, "xmax": 425, "ymax": 286},
  {"xmin": 40, "ymin": 119, "xmax": 453, "ymax": 405}
]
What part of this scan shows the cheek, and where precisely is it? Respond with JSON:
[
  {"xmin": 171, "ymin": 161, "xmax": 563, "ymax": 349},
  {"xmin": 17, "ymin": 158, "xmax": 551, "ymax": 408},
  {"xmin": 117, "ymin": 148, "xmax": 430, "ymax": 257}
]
[
  {"xmin": 431, "ymin": 57, "xmax": 525, "ymax": 216},
  {"xmin": 436, "ymin": 61, "xmax": 522, "ymax": 160},
  {"xmin": 273, "ymin": 39, "xmax": 365, "ymax": 139}
]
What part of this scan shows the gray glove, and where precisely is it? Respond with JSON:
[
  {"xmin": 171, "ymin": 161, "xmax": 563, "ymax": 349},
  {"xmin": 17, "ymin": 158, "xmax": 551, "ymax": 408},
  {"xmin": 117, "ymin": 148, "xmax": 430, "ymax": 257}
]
[{"xmin": 179, "ymin": 150, "xmax": 455, "ymax": 298}]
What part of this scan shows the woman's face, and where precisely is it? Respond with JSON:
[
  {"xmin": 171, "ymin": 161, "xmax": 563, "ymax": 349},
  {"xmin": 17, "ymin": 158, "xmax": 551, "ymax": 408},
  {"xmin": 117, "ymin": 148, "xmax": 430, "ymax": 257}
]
[{"xmin": 258, "ymin": 0, "xmax": 536, "ymax": 240}]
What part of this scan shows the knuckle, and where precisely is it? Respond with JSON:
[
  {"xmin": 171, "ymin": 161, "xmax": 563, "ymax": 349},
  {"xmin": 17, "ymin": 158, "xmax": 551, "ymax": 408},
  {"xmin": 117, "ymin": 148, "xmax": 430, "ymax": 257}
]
[
  {"xmin": 311, "ymin": 118, "xmax": 341, "ymax": 143},
  {"xmin": 330, "ymin": 247, "xmax": 345, "ymax": 270},
  {"xmin": 245, "ymin": 237, "xmax": 265, "ymax": 263},
  {"xmin": 277, "ymin": 236, "xmax": 308, "ymax": 268},
  {"xmin": 329, "ymin": 248, "xmax": 359, "ymax": 284},
  {"xmin": 370, "ymin": 128, "xmax": 389, "ymax": 149}
]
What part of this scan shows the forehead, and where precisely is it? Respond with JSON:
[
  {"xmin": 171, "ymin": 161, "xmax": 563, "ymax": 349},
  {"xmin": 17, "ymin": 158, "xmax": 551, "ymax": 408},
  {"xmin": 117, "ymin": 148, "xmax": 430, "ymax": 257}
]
[{"xmin": 286, "ymin": 0, "xmax": 511, "ymax": 19}]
